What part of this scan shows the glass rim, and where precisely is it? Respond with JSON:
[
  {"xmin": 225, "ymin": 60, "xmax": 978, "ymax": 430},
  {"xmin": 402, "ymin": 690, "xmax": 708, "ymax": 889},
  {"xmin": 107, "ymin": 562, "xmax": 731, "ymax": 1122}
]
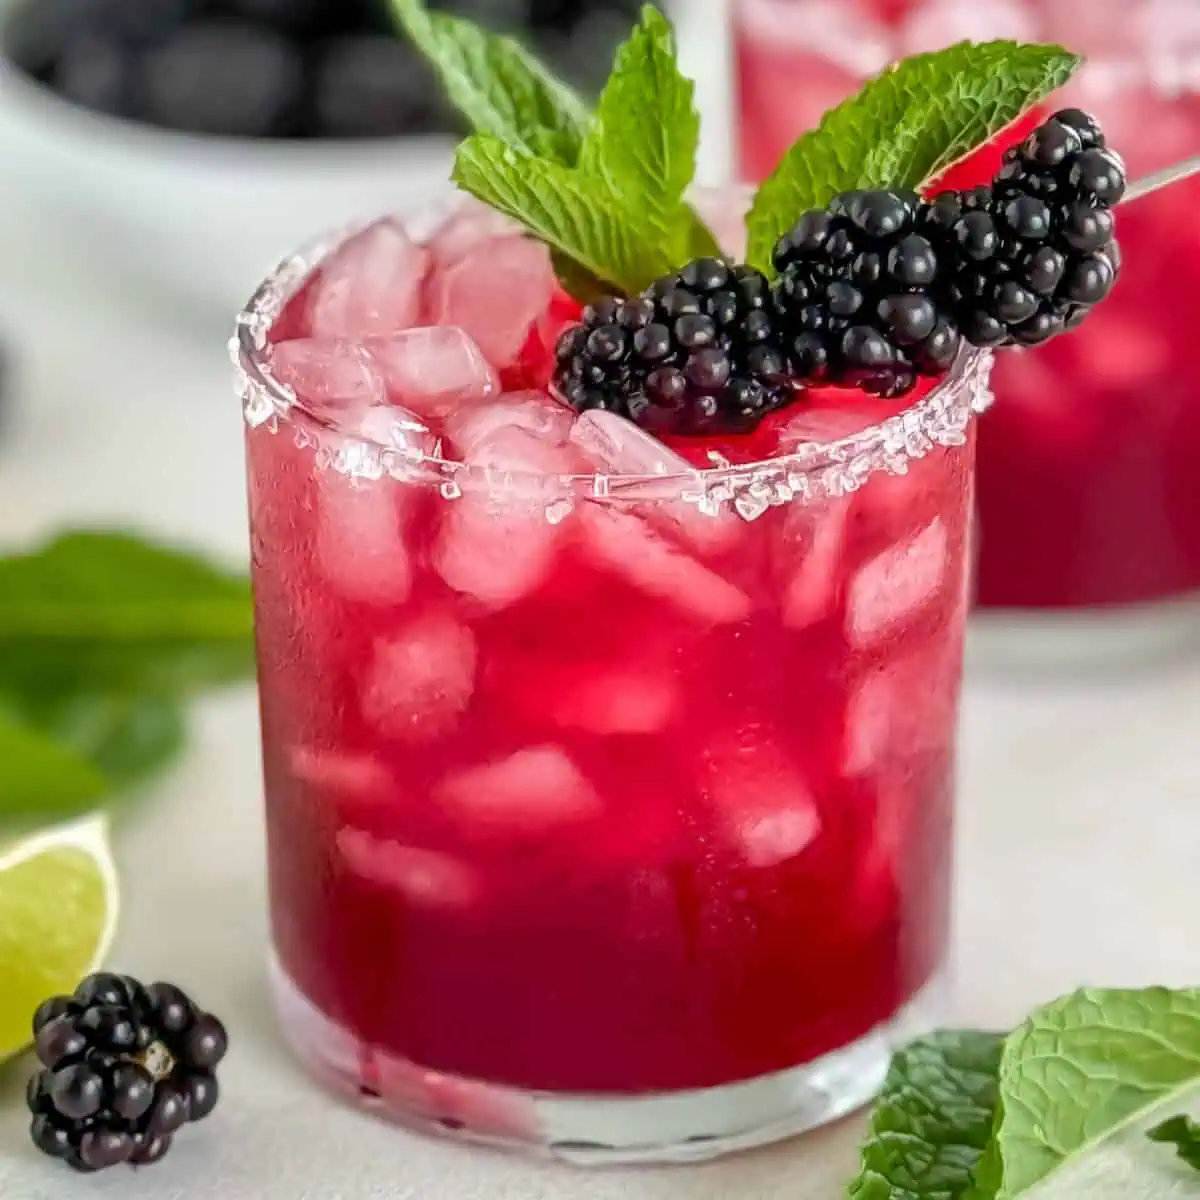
[{"xmin": 232, "ymin": 201, "xmax": 993, "ymax": 516}]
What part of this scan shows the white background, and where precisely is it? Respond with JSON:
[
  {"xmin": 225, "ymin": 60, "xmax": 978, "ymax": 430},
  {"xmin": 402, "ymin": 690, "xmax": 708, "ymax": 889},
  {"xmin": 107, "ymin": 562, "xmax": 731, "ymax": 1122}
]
[{"xmin": 1, "ymin": 3, "xmax": 1199, "ymax": 1193}]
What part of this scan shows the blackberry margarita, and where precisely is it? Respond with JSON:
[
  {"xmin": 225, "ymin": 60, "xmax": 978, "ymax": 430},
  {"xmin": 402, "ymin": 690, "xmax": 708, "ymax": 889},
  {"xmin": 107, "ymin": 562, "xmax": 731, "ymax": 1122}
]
[
  {"xmin": 236, "ymin": 4, "xmax": 1121, "ymax": 1164},
  {"xmin": 734, "ymin": 0, "xmax": 1200, "ymax": 627},
  {"xmin": 238, "ymin": 202, "xmax": 981, "ymax": 1158}
]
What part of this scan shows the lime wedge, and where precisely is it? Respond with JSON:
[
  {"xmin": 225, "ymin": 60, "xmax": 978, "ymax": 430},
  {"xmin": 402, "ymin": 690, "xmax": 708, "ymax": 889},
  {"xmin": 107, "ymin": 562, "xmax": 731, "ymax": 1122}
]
[{"xmin": 0, "ymin": 815, "xmax": 119, "ymax": 1062}]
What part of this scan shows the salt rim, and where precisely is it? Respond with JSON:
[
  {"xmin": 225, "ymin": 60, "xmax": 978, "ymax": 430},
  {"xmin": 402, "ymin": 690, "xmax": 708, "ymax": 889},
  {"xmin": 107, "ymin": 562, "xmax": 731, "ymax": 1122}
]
[{"xmin": 232, "ymin": 210, "xmax": 994, "ymax": 522}]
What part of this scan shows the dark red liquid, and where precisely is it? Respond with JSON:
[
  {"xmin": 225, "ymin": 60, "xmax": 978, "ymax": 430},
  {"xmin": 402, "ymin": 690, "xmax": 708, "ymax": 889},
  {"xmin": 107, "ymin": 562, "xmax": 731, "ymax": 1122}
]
[
  {"xmin": 248, "ymin": 250, "xmax": 971, "ymax": 1091},
  {"xmin": 734, "ymin": 0, "xmax": 1200, "ymax": 610}
]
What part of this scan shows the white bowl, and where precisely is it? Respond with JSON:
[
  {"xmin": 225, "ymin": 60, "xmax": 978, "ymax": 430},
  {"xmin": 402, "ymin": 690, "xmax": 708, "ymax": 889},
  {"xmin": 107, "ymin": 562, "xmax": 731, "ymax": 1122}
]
[{"xmin": 0, "ymin": 1, "xmax": 458, "ymax": 314}]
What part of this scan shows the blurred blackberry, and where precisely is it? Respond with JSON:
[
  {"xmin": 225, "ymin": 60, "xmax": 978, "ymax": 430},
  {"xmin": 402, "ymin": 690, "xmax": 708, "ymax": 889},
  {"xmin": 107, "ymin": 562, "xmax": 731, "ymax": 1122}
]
[
  {"xmin": 924, "ymin": 109, "xmax": 1124, "ymax": 349},
  {"xmin": 772, "ymin": 188, "xmax": 960, "ymax": 397},
  {"xmin": 139, "ymin": 19, "xmax": 306, "ymax": 137},
  {"xmin": 312, "ymin": 35, "xmax": 455, "ymax": 138},
  {"xmin": 28, "ymin": 973, "xmax": 227, "ymax": 1173},
  {"xmin": 555, "ymin": 258, "xmax": 791, "ymax": 433}
]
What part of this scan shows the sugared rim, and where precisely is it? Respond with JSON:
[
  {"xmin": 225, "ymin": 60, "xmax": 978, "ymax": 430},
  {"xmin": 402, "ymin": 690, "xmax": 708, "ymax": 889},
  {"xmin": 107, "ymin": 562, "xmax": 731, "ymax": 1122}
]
[{"xmin": 232, "ymin": 204, "xmax": 993, "ymax": 518}]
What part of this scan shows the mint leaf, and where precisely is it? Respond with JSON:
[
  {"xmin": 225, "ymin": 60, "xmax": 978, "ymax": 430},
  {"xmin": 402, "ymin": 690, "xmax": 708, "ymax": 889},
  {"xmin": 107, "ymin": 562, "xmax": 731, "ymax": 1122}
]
[
  {"xmin": 974, "ymin": 988, "xmax": 1200, "ymax": 1199},
  {"xmin": 745, "ymin": 41, "xmax": 1082, "ymax": 274},
  {"xmin": 0, "ymin": 531, "xmax": 252, "ymax": 819},
  {"xmin": 0, "ymin": 712, "xmax": 109, "ymax": 823},
  {"xmin": 847, "ymin": 1031, "xmax": 1005, "ymax": 1200},
  {"xmin": 392, "ymin": 0, "xmax": 588, "ymax": 161},
  {"xmin": 0, "ymin": 531, "xmax": 252, "ymax": 642},
  {"xmin": 582, "ymin": 5, "xmax": 717, "ymax": 264},
  {"xmin": 20, "ymin": 693, "xmax": 186, "ymax": 794},
  {"xmin": 454, "ymin": 135, "xmax": 675, "ymax": 295},
  {"xmin": 1148, "ymin": 1115, "xmax": 1200, "ymax": 1173}
]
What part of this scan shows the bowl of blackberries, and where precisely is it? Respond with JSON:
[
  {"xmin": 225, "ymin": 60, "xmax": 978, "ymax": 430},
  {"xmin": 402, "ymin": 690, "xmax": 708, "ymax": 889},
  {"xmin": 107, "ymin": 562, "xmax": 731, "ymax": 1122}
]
[{"xmin": 0, "ymin": 0, "xmax": 641, "ymax": 311}]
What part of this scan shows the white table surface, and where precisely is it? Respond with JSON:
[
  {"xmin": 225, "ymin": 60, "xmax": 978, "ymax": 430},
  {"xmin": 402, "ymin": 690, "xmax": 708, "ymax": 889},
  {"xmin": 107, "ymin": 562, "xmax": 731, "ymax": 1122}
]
[{"xmin": 1, "ymin": 163, "xmax": 1199, "ymax": 1199}]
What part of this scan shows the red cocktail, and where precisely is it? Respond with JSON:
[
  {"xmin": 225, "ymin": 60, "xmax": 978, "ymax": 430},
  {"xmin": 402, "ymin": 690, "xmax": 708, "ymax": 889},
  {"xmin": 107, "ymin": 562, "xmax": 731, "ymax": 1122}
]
[
  {"xmin": 735, "ymin": 0, "xmax": 1200, "ymax": 638},
  {"xmin": 236, "ymin": 199, "xmax": 985, "ymax": 1161}
]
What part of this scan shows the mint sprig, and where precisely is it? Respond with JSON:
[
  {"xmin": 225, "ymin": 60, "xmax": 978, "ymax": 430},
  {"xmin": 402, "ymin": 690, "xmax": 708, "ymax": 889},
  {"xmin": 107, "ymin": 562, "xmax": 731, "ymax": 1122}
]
[
  {"xmin": 391, "ymin": 0, "xmax": 589, "ymax": 162},
  {"xmin": 1148, "ymin": 1115, "xmax": 1200, "ymax": 1174},
  {"xmin": 0, "ymin": 531, "xmax": 254, "ymax": 824},
  {"xmin": 581, "ymin": 5, "xmax": 719, "ymax": 264},
  {"xmin": 744, "ymin": 41, "xmax": 1082, "ymax": 275},
  {"xmin": 396, "ymin": 1, "xmax": 717, "ymax": 298},
  {"xmin": 848, "ymin": 1031, "xmax": 1005, "ymax": 1200},
  {"xmin": 847, "ymin": 988, "xmax": 1200, "ymax": 1200},
  {"xmin": 0, "ymin": 715, "xmax": 109, "ymax": 824},
  {"xmin": 397, "ymin": 4, "xmax": 1083, "ymax": 308}
]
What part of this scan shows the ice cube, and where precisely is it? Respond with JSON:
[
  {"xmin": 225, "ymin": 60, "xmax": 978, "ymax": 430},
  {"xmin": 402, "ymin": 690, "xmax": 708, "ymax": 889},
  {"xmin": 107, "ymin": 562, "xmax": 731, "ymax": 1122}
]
[
  {"xmin": 430, "ymin": 201, "xmax": 521, "ymax": 266},
  {"xmin": 433, "ymin": 427, "xmax": 576, "ymax": 608},
  {"xmin": 899, "ymin": 0, "xmax": 1037, "ymax": 55},
  {"xmin": 427, "ymin": 235, "xmax": 554, "ymax": 367},
  {"xmin": 445, "ymin": 391, "xmax": 575, "ymax": 458},
  {"xmin": 1063, "ymin": 304, "xmax": 1173, "ymax": 393},
  {"xmin": 435, "ymin": 745, "xmax": 602, "ymax": 835},
  {"xmin": 842, "ymin": 649, "xmax": 958, "ymax": 777},
  {"xmin": 316, "ymin": 471, "xmax": 413, "ymax": 606},
  {"xmin": 311, "ymin": 220, "xmax": 429, "ymax": 340},
  {"xmin": 521, "ymin": 660, "xmax": 680, "ymax": 736},
  {"xmin": 289, "ymin": 746, "xmax": 395, "ymax": 801},
  {"xmin": 570, "ymin": 410, "xmax": 740, "ymax": 554},
  {"xmin": 777, "ymin": 497, "xmax": 851, "ymax": 630},
  {"xmin": 700, "ymin": 729, "xmax": 822, "ymax": 868},
  {"xmin": 269, "ymin": 339, "xmax": 385, "ymax": 420},
  {"xmin": 581, "ymin": 506, "xmax": 754, "ymax": 625},
  {"xmin": 360, "ymin": 611, "xmax": 478, "ymax": 742},
  {"xmin": 847, "ymin": 517, "xmax": 949, "ymax": 648},
  {"xmin": 352, "ymin": 404, "xmax": 436, "ymax": 459},
  {"xmin": 773, "ymin": 401, "xmax": 881, "ymax": 453},
  {"xmin": 337, "ymin": 828, "xmax": 478, "ymax": 908},
  {"xmin": 368, "ymin": 326, "xmax": 498, "ymax": 422}
]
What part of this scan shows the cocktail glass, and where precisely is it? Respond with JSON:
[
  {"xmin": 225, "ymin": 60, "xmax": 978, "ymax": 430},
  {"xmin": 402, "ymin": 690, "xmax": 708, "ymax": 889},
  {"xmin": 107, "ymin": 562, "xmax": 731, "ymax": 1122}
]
[
  {"xmin": 734, "ymin": 0, "xmax": 1200, "ymax": 663},
  {"xmin": 234, "ymin": 194, "xmax": 990, "ymax": 1163}
]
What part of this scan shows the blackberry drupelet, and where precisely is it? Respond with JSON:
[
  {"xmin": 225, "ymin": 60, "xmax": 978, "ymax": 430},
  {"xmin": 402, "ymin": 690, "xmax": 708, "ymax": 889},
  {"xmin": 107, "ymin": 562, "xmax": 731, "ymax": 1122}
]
[
  {"xmin": 771, "ymin": 188, "xmax": 961, "ymax": 398},
  {"xmin": 554, "ymin": 257, "xmax": 791, "ymax": 433},
  {"xmin": 27, "ymin": 973, "xmax": 228, "ymax": 1173},
  {"xmin": 928, "ymin": 109, "xmax": 1124, "ymax": 350}
]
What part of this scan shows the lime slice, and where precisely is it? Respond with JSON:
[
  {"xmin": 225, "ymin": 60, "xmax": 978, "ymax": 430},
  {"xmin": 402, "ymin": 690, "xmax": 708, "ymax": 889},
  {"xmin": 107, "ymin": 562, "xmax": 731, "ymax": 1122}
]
[{"xmin": 0, "ymin": 814, "xmax": 119, "ymax": 1062}]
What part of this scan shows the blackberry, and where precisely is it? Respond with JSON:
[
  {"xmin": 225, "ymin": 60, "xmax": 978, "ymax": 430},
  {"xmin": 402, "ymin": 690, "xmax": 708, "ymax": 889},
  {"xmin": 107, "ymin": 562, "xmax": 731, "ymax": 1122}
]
[
  {"xmin": 27, "ymin": 972, "xmax": 228, "ymax": 1173},
  {"xmin": 935, "ymin": 109, "xmax": 1124, "ymax": 349},
  {"xmin": 772, "ymin": 188, "xmax": 959, "ymax": 397},
  {"xmin": 554, "ymin": 257, "xmax": 790, "ymax": 433}
]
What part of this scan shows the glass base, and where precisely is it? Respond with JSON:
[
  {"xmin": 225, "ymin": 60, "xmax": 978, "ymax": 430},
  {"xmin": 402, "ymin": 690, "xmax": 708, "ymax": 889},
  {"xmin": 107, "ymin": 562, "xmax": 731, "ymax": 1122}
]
[
  {"xmin": 269, "ymin": 954, "xmax": 945, "ymax": 1165},
  {"xmin": 968, "ymin": 593, "xmax": 1200, "ymax": 675}
]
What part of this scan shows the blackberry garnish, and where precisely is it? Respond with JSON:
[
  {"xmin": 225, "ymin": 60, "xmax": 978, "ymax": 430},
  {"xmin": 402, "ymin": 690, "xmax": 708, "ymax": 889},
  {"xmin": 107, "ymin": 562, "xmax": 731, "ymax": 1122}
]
[
  {"xmin": 771, "ymin": 188, "xmax": 960, "ymax": 398},
  {"xmin": 931, "ymin": 109, "xmax": 1124, "ymax": 349},
  {"xmin": 27, "ymin": 972, "xmax": 228, "ymax": 1173},
  {"xmin": 554, "ymin": 257, "xmax": 791, "ymax": 433}
]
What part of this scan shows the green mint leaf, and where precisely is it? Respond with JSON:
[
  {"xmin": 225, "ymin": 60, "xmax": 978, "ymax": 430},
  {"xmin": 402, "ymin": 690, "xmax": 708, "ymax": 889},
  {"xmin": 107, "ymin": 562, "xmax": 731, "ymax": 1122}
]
[
  {"xmin": 0, "ymin": 531, "xmax": 255, "ymax": 697},
  {"xmin": 0, "ymin": 712, "xmax": 110, "ymax": 823},
  {"xmin": 550, "ymin": 249, "xmax": 616, "ymax": 306},
  {"xmin": 847, "ymin": 1031, "xmax": 1005, "ymax": 1200},
  {"xmin": 975, "ymin": 987, "xmax": 1200, "ymax": 1199},
  {"xmin": 454, "ymin": 134, "xmax": 675, "ymax": 296},
  {"xmin": 582, "ymin": 5, "xmax": 716, "ymax": 266},
  {"xmin": 392, "ymin": 0, "xmax": 588, "ymax": 162},
  {"xmin": 745, "ymin": 41, "xmax": 1082, "ymax": 274},
  {"xmin": 1148, "ymin": 1115, "xmax": 1200, "ymax": 1174},
  {"xmin": 0, "ymin": 531, "xmax": 252, "ymax": 643},
  {"xmin": 20, "ymin": 693, "xmax": 186, "ymax": 794}
]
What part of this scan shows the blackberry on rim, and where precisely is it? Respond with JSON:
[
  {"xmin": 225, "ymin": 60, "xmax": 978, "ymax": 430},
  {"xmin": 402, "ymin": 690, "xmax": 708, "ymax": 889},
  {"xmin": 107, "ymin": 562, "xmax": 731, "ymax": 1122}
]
[
  {"xmin": 771, "ymin": 187, "xmax": 961, "ymax": 397},
  {"xmin": 554, "ymin": 256, "xmax": 791, "ymax": 434}
]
